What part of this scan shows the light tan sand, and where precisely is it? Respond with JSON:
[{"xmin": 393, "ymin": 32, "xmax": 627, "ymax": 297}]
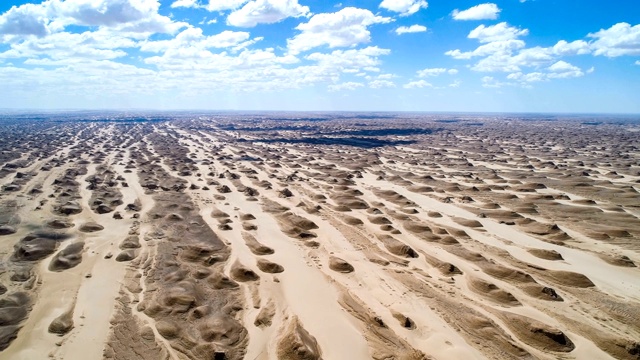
[{"xmin": 1, "ymin": 116, "xmax": 639, "ymax": 360}]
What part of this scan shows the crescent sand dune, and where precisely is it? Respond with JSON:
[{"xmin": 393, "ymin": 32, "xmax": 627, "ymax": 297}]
[{"xmin": 0, "ymin": 113, "xmax": 639, "ymax": 360}]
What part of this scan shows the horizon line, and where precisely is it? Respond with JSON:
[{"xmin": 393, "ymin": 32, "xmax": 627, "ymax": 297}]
[{"xmin": 0, "ymin": 108, "xmax": 639, "ymax": 117}]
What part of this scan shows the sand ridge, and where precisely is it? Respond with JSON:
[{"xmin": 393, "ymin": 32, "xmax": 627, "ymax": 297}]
[{"xmin": 0, "ymin": 114, "xmax": 639, "ymax": 359}]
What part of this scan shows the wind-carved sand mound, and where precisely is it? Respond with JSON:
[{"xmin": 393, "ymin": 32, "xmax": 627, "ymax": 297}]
[
  {"xmin": 341, "ymin": 215, "xmax": 363, "ymax": 225},
  {"xmin": 242, "ymin": 222, "xmax": 258, "ymax": 231},
  {"xmin": 403, "ymin": 221, "xmax": 445, "ymax": 242},
  {"xmin": 12, "ymin": 237, "xmax": 57, "ymax": 262},
  {"xmin": 256, "ymin": 259, "xmax": 284, "ymax": 273},
  {"xmin": 545, "ymin": 270, "xmax": 595, "ymax": 288},
  {"xmin": 48, "ymin": 304, "xmax": 75, "ymax": 335},
  {"xmin": 495, "ymin": 312, "xmax": 575, "ymax": 353},
  {"xmin": 274, "ymin": 211, "xmax": 319, "ymax": 240},
  {"xmin": 373, "ymin": 189, "xmax": 416, "ymax": 207},
  {"xmin": 242, "ymin": 232, "xmax": 274, "ymax": 255},
  {"xmin": 387, "ymin": 210, "xmax": 411, "ymax": 222},
  {"xmin": 86, "ymin": 167, "xmax": 123, "ymax": 214},
  {"xmin": 455, "ymin": 310, "xmax": 532, "ymax": 358},
  {"xmin": 115, "ymin": 249, "xmax": 137, "ymax": 262},
  {"xmin": 52, "ymin": 166, "xmax": 86, "ymax": 216},
  {"xmin": 197, "ymin": 313, "xmax": 247, "ymax": 348},
  {"xmin": 420, "ymin": 252, "xmax": 463, "ymax": 276},
  {"xmin": 254, "ymin": 300, "xmax": 276, "ymax": 328},
  {"xmin": 79, "ymin": 221, "xmax": 104, "ymax": 232},
  {"xmin": 179, "ymin": 243, "xmax": 229, "ymax": 266},
  {"xmin": 297, "ymin": 201, "xmax": 321, "ymax": 215},
  {"xmin": 0, "ymin": 202, "xmax": 19, "ymax": 232},
  {"xmin": 0, "ymin": 225, "xmax": 16, "ymax": 236},
  {"xmin": 392, "ymin": 312, "xmax": 416, "ymax": 330},
  {"xmin": 120, "ymin": 235, "xmax": 141, "ymax": 249},
  {"xmin": 522, "ymin": 284, "xmax": 564, "ymax": 302},
  {"xmin": 277, "ymin": 316, "xmax": 323, "ymax": 360},
  {"xmin": 49, "ymin": 241, "xmax": 84, "ymax": 271},
  {"xmin": 105, "ymin": 293, "xmax": 166, "ymax": 359},
  {"xmin": 328, "ymin": 256, "xmax": 354, "ymax": 273},
  {"xmin": 468, "ymin": 277, "xmax": 521, "ymax": 306},
  {"xmin": 338, "ymin": 291, "xmax": 428, "ymax": 359},
  {"xmin": 46, "ymin": 218, "xmax": 74, "ymax": 229},
  {"xmin": 211, "ymin": 208, "xmax": 230, "ymax": 219},
  {"xmin": 599, "ymin": 254, "xmax": 636, "ymax": 267},
  {"xmin": 528, "ymin": 248, "xmax": 564, "ymax": 261},
  {"xmin": 376, "ymin": 234, "xmax": 418, "ymax": 258},
  {"xmin": 368, "ymin": 216, "xmax": 392, "ymax": 225},
  {"xmin": 448, "ymin": 246, "xmax": 535, "ymax": 284},
  {"xmin": 452, "ymin": 217, "xmax": 483, "ymax": 228},
  {"xmin": 0, "ymin": 292, "xmax": 31, "ymax": 350},
  {"xmin": 447, "ymin": 245, "xmax": 566, "ymax": 301},
  {"xmin": 330, "ymin": 194, "xmax": 369, "ymax": 210},
  {"xmin": 207, "ymin": 271, "xmax": 240, "ymax": 290},
  {"xmin": 403, "ymin": 221, "xmax": 432, "ymax": 234},
  {"xmin": 12, "ymin": 232, "xmax": 72, "ymax": 262},
  {"xmin": 517, "ymin": 219, "xmax": 571, "ymax": 242},
  {"xmin": 230, "ymin": 261, "xmax": 260, "ymax": 282},
  {"xmin": 239, "ymin": 213, "xmax": 256, "ymax": 221},
  {"xmin": 408, "ymin": 185, "xmax": 434, "ymax": 194},
  {"xmin": 261, "ymin": 198, "xmax": 291, "ymax": 214}
]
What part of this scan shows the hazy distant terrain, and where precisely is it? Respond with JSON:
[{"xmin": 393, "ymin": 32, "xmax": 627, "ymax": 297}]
[{"xmin": 0, "ymin": 112, "xmax": 639, "ymax": 360}]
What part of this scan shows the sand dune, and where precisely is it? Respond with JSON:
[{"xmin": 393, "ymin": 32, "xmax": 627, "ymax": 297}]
[{"xmin": 0, "ymin": 114, "xmax": 639, "ymax": 360}]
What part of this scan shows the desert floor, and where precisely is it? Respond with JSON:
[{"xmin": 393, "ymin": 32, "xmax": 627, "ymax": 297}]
[{"xmin": 0, "ymin": 113, "xmax": 638, "ymax": 360}]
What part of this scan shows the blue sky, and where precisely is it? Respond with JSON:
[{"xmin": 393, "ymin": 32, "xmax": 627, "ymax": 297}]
[{"xmin": 0, "ymin": 0, "xmax": 639, "ymax": 113}]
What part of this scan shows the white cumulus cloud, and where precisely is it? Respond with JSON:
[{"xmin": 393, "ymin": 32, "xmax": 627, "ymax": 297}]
[
  {"xmin": 287, "ymin": 7, "xmax": 392, "ymax": 54},
  {"xmin": 548, "ymin": 60, "xmax": 578, "ymax": 72},
  {"xmin": 0, "ymin": 0, "xmax": 186, "ymax": 39},
  {"xmin": 547, "ymin": 60, "xmax": 584, "ymax": 78},
  {"xmin": 379, "ymin": 0, "xmax": 427, "ymax": 16},
  {"xmin": 471, "ymin": 46, "xmax": 553, "ymax": 72},
  {"xmin": 552, "ymin": 39, "xmax": 590, "ymax": 56},
  {"xmin": 452, "ymin": 3, "xmax": 500, "ymax": 21},
  {"xmin": 0, "ymin": 3, "xmax": 49, "ymax": 37},
  {"xmin": 140, "ymin": 27, "xmax": 251, "ymax": 52},
  {"xmin": 588, "ymin": 22, "xmax": 640, "ymax": 57},
  {"xmin": 417, "ymin": 67, "xmax": 445, "ymax": 77},
  {"xmin": 205, "ymin": 0, "xmax": 249, "ymax": 11},
  {"xmin": 443, "ymin": 19, "xmax": 604, "ymax": 78},
  {"xmin": 171, "ymin": 0, "xmax": 198, "ymax": 8},
  {"xmin": 445, "ymin": 39, "xmax": 526, "ymax": 60},
  {"xmin": 504, "ymin": 61, "xmax": 584, "ymax": 86},
  {"xmin": 227, "ymin": 0, "xmax": 310, "ymax": 27},
  {"xmin": 0, "ymin": 28, "xmax": 136, "ymax": 60},
  {"xmin": 468, "ymin": 22, "xmax": 528, "ymax": 43},
  {"xmin": 507, "ymin": 71, "xmax": 545, "ymax": 82},
  {"xmin": 171, "ymin": 0, "xmax": 250, "ymax": 11},
  {"xmin": 395, "ymin": 24, "xmax": 426, "ymax": 35},
  {"xmin": 403, "ymin": 79, "xmax": 431, "ymax": 88},
  {"xmin": 368, "ymin": 79, "xmax": 395, "ymax": 88},
  {"xmin": 305, "ymin": 46, "xmax": 390, "ymax": 73}
]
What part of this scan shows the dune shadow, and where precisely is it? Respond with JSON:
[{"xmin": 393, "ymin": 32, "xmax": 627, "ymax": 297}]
[
  {"xmin": 237, "ymin": 136, "xmax": 417, "ymax": 149},
  {"xmin": 333, "ymin": 128, "xmax": 439, "ymax": 137}
]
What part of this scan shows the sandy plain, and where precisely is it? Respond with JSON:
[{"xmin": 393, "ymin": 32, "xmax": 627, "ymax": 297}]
[{"xmin": 0, "ymin": 112, "xmax": 638, "ymax": 360}]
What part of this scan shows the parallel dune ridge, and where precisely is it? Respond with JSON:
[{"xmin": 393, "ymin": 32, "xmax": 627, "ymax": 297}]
[{"xmin": 0, "ymin": 113, "xmax": 639, "ymax": 359}]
